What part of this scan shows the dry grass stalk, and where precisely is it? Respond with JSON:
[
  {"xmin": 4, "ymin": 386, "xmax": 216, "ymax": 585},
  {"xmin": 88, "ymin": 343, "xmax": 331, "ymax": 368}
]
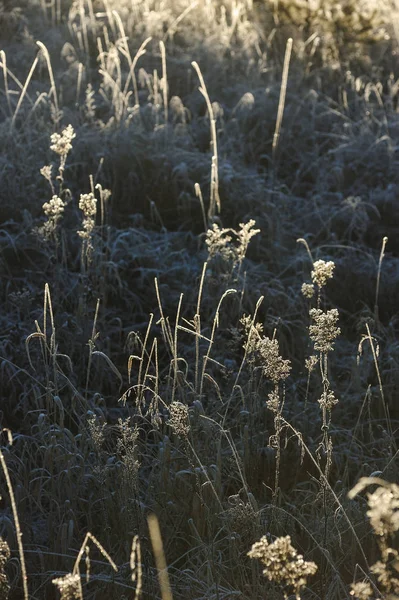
[{"xmin": 148, "ymin": 514, "xmax": 173, "ymax": 600}]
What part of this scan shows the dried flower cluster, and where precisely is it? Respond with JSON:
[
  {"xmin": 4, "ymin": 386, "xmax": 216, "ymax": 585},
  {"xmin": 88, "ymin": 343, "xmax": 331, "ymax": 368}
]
[
  {"xmin": 350, "ymin": 479, "xmax": 399, "ymax": 599},
  {"xmin": 309, "ymin": 308, "xmax": 340, "ymax": 353},
  {"xmin": 350, "ymin": 581, "xmax": 374, "ymax": 600},
  {"xmin": 305, "ymin": 355, "xmax": 318, "ymax": 373},
  {"xmin": 367, "ymin": 483, "xmax": 399, "ymax": 538},
  {"xmin": 206, "ymin": 223, "xmax": 234, "ymax": 261},
  {"xmin": 79, "ymin": 192, "xmax": 97, "ymax": 218},
  {"xmin": 37, "ymin": 125, "xmax": 76, "ymax": 243},
  {"xmin": 240, "ymin": 315, "xmax": 264, "ymax": 356},
  {"xmin": 40, "ymin": 164, "xmax": 53, "ymax": 186},
  {"xmin": 301, "ymin": 283, "xmax": 315, "ymax": 298},
  {"xmin": 87, "ymin": 413, "xmax": 105, "ymax": 454},
  {"xmin": 39, "ymin": 195, "xmax": 66, "ymax": 241},
  {"xmin": 205, "ymin": 220, "xmax": 259, "ymax": 269},
  {"xmin": 236, "ymin": 219, "xmax": 260, "ymax": 262},
  {"xmin": 266, "ymin": 388, "xmax": 280, "ymax": 413},
  {"xmin": 77, "ymin": 192, "xmax": 97, "ymax": 265},
  {"xmin": 223, "ymin": 494, "xmax": 258, "ymax": 543},
  {"xmin": 0, "ymin": 538, "xmax": 10, "ymax": 600},
  {"xmin": 168, "ymin": 401, "xmax": 190, "ymax": 437},
  {"xmin": 42, "ymin": 195, "xmax": 65, "ymax": 219},
  {"xmin": 52, "ymin": 573, "xmax": 83, "ymax": 600},
  {"xmin": 50, "ymin": 124, "xmax": 76, "ymax": 156},
  {"xmin": 116, "ymin": 418, "xmax": 140, "ymax": 495},
  {"xmin": 257, "ymin": 337, "xmax": 291, "ymax": 384},
  {"xmin": 318, "ymin": 390, "xmax": 339, "ymax": 410},
  {"xmin": 248, "ymin": 535, "xmax": 317, "ymax": 598},
  {"xmin": 311, "ymin": 260, "xmax": 335, "ymax": 288}
]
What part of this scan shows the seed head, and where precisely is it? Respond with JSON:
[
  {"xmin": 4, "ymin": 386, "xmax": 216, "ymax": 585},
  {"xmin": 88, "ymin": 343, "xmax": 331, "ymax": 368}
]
[
  {"xmin": 42, "ymin": 195, "xmax": 65, "ymax": 218},
  {"xmin": 248, "ymin": 535, "xmax": 317, "ymax": 596},
  {"xmin": 40, "ymin": 165, "xmax": 53, "ymax": 181},
  {"xmin": 367, "ymin": 484, "xmax": 399, "ymax": 538},
  {"xmin": 258, "ymin": 337, "xmax": 291, "ymax": 384},
  {"xmin": 311, "ymin": 260, "xmax": 335, "ymax": 288},
  {"xmin": 168, "ymin": 401, "xmax": 190, "ymax": 437},
  {"xmin": 318, "ymin": 390, "xmax": 339, "ymax": 410},
  {"xmin": 302, "ymin": 283, "xmax": 315, "ymax": 298},
  {"xmin": 309, "ymin": 308, "xmax": 340, "ymax": 353},
  {"xmin": 350, "ymin": 581, "xmax": 373, "ymax": 600},
  {"xmin": 79, "ymin": 192, "xmax": 97, "ymax": 218},
  {"xmin": 266, "ymin": 389, "xmax": 280, "ymax": 413},
  {"xmin": 53, "ymin": 573, "xmax": 82, "ymax": 600},
  {"xmin": 50, "ymin": 124, "xmax": 76, "ymax": 156}
]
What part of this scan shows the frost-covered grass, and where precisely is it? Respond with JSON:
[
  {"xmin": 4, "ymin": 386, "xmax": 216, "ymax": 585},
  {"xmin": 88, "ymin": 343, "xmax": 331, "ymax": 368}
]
[{"xmin": 0, "ymin": 1, "xmax": 398, "ymax": 598}]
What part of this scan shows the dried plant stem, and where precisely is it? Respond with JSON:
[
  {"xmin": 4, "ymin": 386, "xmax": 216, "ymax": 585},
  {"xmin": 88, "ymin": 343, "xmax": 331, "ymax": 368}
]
[
  {"xmin": 194, "ymin": 183, "xmax": 207, "ymax": 232},
  {"xmin": 199, "ymin": 289, "xmax": 236, "ymax": 399},
  {"xmin": 296, "ymin": 237, "xmax": 314, "ymax": 264},
  {"xmin": 280, "ymin": 417, "xmax": 370, "ymax": 571},
  {"xmin": 374, "ymin": 236, "xmax": 388, "ymax": 321},
  {"xmin": 148, "ymin": 514, "xmax": 173, "ymax": 600},
  {"xmin": 0, "ymin": 430, "xmax": 28, "ymax": 600},
  {"xmin": 11, "ymin": 55, "xmax": 39, "ymax": 129},
  {"xmin": 191, "ymin": 61, "xmax": 220, "ymax": 216},
  {"xmin": 160, "ymin": 41, "xmax": 168, "ymax": 126},
  {"xmin": 36, "ymin": 41, "xmax": 60, "ymax": 122},
  {"xmin": 171, "ymin": 293, "xmax": 183, "ymax": 402},
  {"xmin": 79, "ymin": 0, "xmax": 89, "ymax": 55},
  {"xmin": 0, "ymin": 51, "xmax": 12, "ymax": 117},
  {"xmin": 123, "ymin": 37, "xmax": 152, "ymax": 106},
  {"xmin": 86, "ymin": 0, "xmax": 96, "ymax": 37},
  {"xmin": 272, "ymin": 37, "xmax": 293, "ymax": 165},
  {"xmin": 85, "ymin": 298, "xmax": 101, "ymax": 400},
  {"xmin": 195, "ymin": 262, "xmax": 207, "ymax": 394},
  {"xmin": 222, "ymin": 295, "xmax": 264, "ymax": 429},
  {"xmin": 113, "ymin": 9, "xmax": 133, "ymax": 67},
  {"xmin": 365, "ymin": 323, "xmax": 394, "ymax": 447},
  {"xmin": 131, "ymin": 535, "xmax": 142, "ymax": 600},
  {"xmin": 72, "ymin": 532, "xmax": 118, "ymax": 576}
]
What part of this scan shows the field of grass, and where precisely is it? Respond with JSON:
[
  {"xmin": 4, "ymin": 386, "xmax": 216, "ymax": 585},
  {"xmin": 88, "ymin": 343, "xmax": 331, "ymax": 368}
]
[{"xmin": 0, "ymin": 0, "xmax": 399, "ymax": 598}]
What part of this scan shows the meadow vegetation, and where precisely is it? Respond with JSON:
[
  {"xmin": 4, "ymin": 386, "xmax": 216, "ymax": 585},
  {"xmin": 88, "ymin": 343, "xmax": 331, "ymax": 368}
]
[{"xmin": 0, "ymin": 0, "xmax": 398, "ymax": 598}]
